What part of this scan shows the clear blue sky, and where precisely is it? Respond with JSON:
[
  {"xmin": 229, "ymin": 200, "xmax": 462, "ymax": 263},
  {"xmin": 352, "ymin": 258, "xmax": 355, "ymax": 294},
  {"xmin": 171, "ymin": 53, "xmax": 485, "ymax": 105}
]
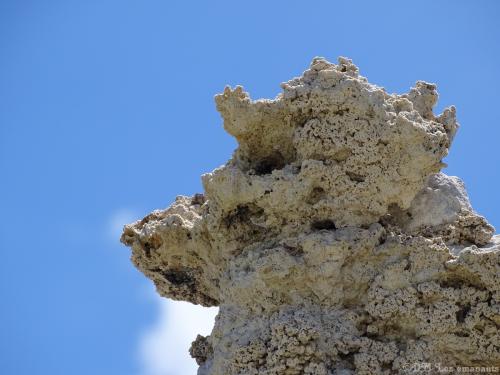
[{"xmin": 1, "ymin": 1, "xmax": 499, "ymax": 374}]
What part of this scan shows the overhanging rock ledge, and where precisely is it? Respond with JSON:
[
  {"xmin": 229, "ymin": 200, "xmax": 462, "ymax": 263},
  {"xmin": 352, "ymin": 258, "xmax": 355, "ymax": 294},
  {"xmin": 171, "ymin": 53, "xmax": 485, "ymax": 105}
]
[{"xmin": 121, "ymin": 57, "xmax": 499, "ymax": 374}]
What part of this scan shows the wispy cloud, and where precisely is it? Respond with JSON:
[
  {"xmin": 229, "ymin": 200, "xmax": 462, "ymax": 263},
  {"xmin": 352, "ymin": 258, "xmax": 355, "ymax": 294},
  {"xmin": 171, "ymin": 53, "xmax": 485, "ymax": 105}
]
[
  {"xmin": 138, "ymin": 295, "xmax": 218, "ymax": 375},
  {"xmin": 106, "ymin": 208, "xmax": 138, "ymax": 242}
]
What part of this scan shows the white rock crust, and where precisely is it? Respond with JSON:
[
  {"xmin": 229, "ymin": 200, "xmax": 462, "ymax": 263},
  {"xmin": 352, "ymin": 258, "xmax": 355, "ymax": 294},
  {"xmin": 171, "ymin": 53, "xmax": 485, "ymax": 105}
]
[{"xmin": 121, "ymin": 57, "xmax": 498, "ymax": 374}]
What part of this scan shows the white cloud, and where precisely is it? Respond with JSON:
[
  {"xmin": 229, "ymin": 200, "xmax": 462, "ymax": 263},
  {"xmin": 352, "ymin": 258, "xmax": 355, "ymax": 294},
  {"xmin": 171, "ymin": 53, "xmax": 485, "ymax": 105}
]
[
  {"xmin": 138, "ymin": 295, "xmax": 218, "ymax": 375},
  {"xmin": 112, "ymin": 208, "xmax": 219, "ymax": 374}
]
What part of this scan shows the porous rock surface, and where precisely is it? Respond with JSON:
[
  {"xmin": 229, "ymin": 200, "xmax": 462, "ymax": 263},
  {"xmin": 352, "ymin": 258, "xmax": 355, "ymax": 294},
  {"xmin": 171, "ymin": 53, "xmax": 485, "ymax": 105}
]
[{"xmin": 121, "ymin": 57, "xmax": 499, "ymax": 374}]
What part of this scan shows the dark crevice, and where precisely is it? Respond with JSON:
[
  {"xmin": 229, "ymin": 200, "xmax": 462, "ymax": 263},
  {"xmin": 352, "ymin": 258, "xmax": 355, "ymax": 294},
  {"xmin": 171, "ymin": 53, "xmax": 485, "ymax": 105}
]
[
  {"xmin": 253, "ymin": 151, "xmax": 286, "ymax": 175},
  {"xmin": 150, "ymin": 267, "xmax": 219, "ymax": 306},
  {"xmin": 306, "ymin": 187, "xmax": 326, "ymax": 205},
  {"xmin": 191, "ymin": 193, "xmax": 206, "ymax": 205},
  {"xmin": 377, "ymin": 231, "xmax": 387, "ymax": 245},
  {"xmin": 311, "ymin": 219, "xmax": 336, "ymax": 231},
  {"xmin": 141, "ymin": 234, "xmax": 163, "ymax": 258},
  {"xmin": 338, "ymin": 351, "xmax": 356, "ymax": 369},
  {"xmin": 333, "ymin": 108, "xmax": 350, "ymax": 116},
  {"xmin": 346, "ymin": 171, "xmax": 366, "ymax": 183},
  {"xmin": 283, "ymin": 244, "xmax": 304, "ymax": 257},
  {"xmin": 439, "ymin": 278, "xmax": 468, "ymax": 290},
  {"xmin": 163, "ymin": 269, "xmax": 195, "ymax": 286},
  {"xmin": 456, "ymin": 304, "xmax": 471, "ymax": 323},
  {"xmin": 224, "ymin": 204, "xmax": 263, "ymax": 228},
  {"xmin": 223, "ymin": 204, "xmax": 268, "ymax": 248},
  {"xmin": 143, "ymin": 244, "xmax": 152, "ymax": 258}
]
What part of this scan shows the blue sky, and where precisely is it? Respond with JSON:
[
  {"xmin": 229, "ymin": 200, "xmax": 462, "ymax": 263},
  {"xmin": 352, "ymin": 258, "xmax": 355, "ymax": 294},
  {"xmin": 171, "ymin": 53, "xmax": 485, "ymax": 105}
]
[{"xmin": 0, "ymin": 1, "xmax": 499, "ymax": 374}]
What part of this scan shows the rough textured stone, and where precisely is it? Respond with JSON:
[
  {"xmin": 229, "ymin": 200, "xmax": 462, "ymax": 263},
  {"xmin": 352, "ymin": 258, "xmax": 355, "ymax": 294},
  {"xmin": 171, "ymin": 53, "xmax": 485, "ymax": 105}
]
[{"xmin": 121, "ymin": 57, "xmax": 499, "ymax": 374}]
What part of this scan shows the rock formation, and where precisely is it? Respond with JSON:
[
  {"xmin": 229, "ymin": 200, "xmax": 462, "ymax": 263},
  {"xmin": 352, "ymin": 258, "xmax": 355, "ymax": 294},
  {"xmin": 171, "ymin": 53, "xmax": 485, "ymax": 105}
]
[{"xmin": 121, "ymin": 57, "xmax": 499, "ymax": 374}]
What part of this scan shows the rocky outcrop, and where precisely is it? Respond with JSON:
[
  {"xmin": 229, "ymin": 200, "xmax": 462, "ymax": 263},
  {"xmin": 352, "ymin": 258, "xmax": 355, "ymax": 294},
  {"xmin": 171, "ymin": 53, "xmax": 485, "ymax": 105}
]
[{"xmin": 121, "ymin": 57, "xmax": 499, "ymax": 374}]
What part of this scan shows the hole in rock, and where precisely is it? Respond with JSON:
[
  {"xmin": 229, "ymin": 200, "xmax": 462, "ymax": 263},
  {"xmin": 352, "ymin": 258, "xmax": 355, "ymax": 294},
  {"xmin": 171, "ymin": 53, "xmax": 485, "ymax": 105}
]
[
  {"xmin": 338, "ymin": 351, "xmax": 355, "ymax": 368},
  {"xmin": 306, "ymin": 187, "xmax": 326, "ymax": 205},
  {"xmin": 254, "ymin": 151, "xmax": 286, "ymax": 175},
  {"xmin": 346, "ymin": 171, "xmax": 366, "ymax": 183},
  {"xmin": 223, "ymin": 204, "xmax": 268, "ymax": 246},
  {"xmin": 311, "ymin": 219, "xmax": 336, "ymax": 231},
  {"xmin": 456, "ymin": 304, "xmax": 471, "ymax": 323},
  {"xmin": 191, "ymin": 193, "xmax": 206, "ymax": 205},
  {"xmin": 163, "ymin": 269, "xmax": 195, "ymax": 286},
  {"xmin": 224, "ymin": 205, "xmax": 257, "ymax": 228}
]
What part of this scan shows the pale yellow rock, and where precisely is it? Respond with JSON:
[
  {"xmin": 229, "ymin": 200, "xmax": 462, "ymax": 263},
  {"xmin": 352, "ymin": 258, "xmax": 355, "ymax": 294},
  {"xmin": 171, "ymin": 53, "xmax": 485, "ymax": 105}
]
[{"xmin": 121, "ymin": 57, "xmax": 499, "ymax": 374}]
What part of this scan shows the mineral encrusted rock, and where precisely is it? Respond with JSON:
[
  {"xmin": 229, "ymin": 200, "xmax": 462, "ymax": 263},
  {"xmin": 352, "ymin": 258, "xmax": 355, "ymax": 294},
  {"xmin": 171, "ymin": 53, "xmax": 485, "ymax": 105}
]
[{"xmin": 121, "ymin": 57, "xmax": 499, "ymax": 374}]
